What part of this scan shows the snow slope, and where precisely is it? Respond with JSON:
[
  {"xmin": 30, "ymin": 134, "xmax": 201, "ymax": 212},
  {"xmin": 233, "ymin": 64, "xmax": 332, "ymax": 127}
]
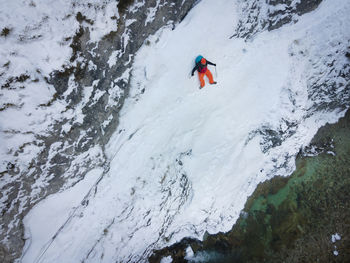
[{"xmin": 22, "ymin": 0, "xmax": 350, "ymax": 262}]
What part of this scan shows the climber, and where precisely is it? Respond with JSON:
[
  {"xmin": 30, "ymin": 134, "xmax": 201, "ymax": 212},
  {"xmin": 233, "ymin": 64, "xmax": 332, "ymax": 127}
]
[{"xmin": 191, "ymin": 55, "xmax": 217, "ymax": 89}]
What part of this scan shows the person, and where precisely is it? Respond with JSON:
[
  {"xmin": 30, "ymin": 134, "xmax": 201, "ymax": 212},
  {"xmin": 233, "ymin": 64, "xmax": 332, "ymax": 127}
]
[{"xmin": 191, "ymin": 56, "xmax": 217, "ymax": 89}]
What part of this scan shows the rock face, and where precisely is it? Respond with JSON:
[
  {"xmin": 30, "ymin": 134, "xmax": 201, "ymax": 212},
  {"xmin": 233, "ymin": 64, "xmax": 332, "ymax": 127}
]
[
  {"xmin": 0, "ymin": 1, "xmax": 196, "ymax": 262},
  {"xmin": 233, "ymin": 0, "xmax": 323, "ymax": 39}
]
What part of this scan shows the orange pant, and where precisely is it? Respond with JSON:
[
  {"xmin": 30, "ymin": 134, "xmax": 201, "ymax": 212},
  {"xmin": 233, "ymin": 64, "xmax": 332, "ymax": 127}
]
[{"xmin": 198, "ymin": 69, "xmax": 214, "ymax": 87}]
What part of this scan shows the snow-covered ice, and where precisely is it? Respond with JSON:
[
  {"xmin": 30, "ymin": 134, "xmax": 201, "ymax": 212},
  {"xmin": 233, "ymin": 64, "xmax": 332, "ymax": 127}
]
[
  {"xmin": 20, "ymin": 0, "xmax": 350, "ymax": 262},
  {"xmin": 22, "ymin": 168, "xmax": 103, "ymax": 263}
]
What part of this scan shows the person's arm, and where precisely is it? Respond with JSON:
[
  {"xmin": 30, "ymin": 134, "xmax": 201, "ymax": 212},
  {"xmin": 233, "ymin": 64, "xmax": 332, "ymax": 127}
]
[
  {"xmin": 191, "ymin": 64, "xmax": 198, "ymax": 76},
  {"xmin": 207, "ymin": 60, "xmax": 216, "ymax": 66}
]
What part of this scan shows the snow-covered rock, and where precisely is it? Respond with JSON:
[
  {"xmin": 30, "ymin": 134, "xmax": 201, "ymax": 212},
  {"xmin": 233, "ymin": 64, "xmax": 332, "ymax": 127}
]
[
  {"xmin": 0, "ymin": 0, "xmax": 196, "ymax": 262},
  {"xmin": 233, "ymin": 0, "xmax": 323, "ymax": 39}
]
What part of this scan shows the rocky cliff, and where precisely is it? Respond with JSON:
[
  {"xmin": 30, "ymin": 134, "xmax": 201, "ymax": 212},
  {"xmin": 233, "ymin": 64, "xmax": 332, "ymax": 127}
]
[{"xmin": 0, "ymin": 1, "xmax": 196, "ymax": 262}]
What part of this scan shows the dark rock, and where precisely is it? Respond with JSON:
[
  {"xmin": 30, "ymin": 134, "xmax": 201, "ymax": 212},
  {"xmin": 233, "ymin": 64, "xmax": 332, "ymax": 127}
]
[
  {"xmin": 296, "ymin": 0, "xmax": 323, "ymax": 15},
  {"xmin": 0, "ymin": 27, "xmax": 11, "ymax": 37}
]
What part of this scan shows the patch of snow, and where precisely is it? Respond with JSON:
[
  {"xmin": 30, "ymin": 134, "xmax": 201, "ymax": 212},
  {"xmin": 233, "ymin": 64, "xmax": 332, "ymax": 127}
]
[
  {"xmin": 92, "ymin": 89, "xmax": 105, "ymax": 103},
  {"xmin": 145, "ymin": 0, "xmax": 162, "ymax": 26},
  {"xmin": 102, "ymin": 115, "xmax": 114, "ymax": 134},
  {"xmin": 61, "ymin": 122, "xmax": 72, "ymax": 134},
  {"xmin": 160, "ymin": 256, "xmax": 173, "ymax": 263},
  {"xmin": 185, "ymin": 246, "xmax": 194, "ymax": 260},
  {"xmin": 122, "ymin": 29, "xmax": 131, "ymax": 54},
  {"xmin": 126, "ymin": 19, "xmax": 137, "ymax": 27},
  {"xmin": 129, "ymin": 1, "xmax": 146, "ymax": 14},
  {"xmin": 331, "ymin": 233, "xmax": 341, "ymax": 243},
  {"xmin": 108, "ymin": 50, "xmax": 122, "ymax": 68},
  {"xmin": 88, "ymin": 60, "xmax": 97, "ymax": 71}
]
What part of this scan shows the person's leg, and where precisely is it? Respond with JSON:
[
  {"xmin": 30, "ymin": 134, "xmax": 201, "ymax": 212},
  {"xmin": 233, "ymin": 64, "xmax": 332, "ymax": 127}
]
[
  {"xmin": 205, "ymin": 69, "xmax": 215, "ymax": 84},
  {"xmin": 198, "ymin": 72, "xmax": 205, "ymax": 88}
]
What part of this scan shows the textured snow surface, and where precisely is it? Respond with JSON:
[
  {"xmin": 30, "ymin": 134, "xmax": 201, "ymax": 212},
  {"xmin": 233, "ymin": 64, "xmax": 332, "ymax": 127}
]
[
  {"xmin": 21, "ymin": 0, "xmax": 349, "ymax": 262},
  {"xmin": 0, "ymin": 0, "xmax": 117, "ymax": 173}
]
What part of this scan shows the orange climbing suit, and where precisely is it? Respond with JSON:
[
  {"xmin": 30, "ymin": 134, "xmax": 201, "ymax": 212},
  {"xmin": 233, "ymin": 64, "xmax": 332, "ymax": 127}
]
[{"xmin": 198, "ymin": 69, "xmax": 214, "ymax": 88}]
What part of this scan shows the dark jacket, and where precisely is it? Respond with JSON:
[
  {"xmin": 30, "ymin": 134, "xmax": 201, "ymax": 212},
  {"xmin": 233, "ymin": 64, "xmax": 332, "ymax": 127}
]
[{"xmin": 191, "ymin": 59, "xmax": 216, "ymax": 76}]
